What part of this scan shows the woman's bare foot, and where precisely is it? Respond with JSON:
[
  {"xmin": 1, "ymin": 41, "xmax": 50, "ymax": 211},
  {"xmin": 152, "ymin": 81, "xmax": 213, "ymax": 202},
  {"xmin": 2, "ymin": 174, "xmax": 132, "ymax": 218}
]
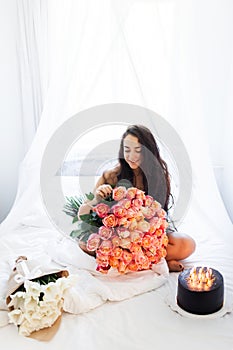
[{"xmin": 167, "ymin": 259, "xmax": 184, "ymax": 272}]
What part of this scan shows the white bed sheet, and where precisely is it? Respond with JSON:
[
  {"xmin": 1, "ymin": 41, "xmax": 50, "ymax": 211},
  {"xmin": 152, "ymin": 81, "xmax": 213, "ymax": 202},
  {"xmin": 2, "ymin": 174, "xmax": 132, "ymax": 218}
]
[{"xmin": 0, "ymin": 195, "xmax": 233, "ymax": 350}]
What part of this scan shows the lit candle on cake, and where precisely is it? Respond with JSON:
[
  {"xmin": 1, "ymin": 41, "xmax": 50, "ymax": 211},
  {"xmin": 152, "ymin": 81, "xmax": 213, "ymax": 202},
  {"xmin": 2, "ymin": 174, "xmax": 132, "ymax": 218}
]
[
  {"xmin": 177, "ymin": 266, "xmax": 224, "ymax": 315},
  {"xmin": 188, "ymin": 266, "xmax": 214, "ymax": 291}
]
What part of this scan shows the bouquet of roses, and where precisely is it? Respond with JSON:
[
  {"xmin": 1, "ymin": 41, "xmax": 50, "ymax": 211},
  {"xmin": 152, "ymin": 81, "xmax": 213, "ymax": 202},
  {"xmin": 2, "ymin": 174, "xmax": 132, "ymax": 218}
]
[
  {"xmin": 6, "ymin": 256, "xmax": 73, "ymax": 338},
  {"xmin": 74, "ymin": 186, "xmax": 169, "ymax": 274}
]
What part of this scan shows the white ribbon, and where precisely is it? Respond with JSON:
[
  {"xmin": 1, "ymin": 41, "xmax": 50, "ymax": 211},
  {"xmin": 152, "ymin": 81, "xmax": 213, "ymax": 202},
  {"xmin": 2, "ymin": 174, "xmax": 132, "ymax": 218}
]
[{"xmin": 14, "ymin": 260, "xmax": 42, "ymax": 284}]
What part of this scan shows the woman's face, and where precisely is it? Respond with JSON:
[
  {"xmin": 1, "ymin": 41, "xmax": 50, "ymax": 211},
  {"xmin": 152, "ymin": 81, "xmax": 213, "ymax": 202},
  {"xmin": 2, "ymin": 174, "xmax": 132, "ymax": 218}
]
[{"xmin": 123, "ymin": 134, "xmax": 142, "ymax": 169}]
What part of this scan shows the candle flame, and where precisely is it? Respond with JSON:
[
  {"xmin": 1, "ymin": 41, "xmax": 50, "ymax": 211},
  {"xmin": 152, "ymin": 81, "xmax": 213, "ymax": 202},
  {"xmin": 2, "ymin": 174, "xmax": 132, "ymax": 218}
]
[{"xmin": 188, "ymin": 266, "xmax": 214, "ymax": 290}]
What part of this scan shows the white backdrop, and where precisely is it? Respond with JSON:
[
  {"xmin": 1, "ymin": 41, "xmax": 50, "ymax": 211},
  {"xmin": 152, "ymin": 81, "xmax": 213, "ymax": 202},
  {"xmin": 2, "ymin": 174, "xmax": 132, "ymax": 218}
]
[{"xmin": 0, "ymin": 0, "xmax": 233, "ymax": 227}]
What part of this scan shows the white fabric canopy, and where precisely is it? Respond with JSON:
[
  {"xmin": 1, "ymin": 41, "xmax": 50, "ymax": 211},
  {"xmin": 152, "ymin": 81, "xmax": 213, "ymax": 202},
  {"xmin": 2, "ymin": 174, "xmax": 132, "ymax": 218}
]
[{"xmin": 1, "ymin": 0, "xmax": 233, "ymax": 349}]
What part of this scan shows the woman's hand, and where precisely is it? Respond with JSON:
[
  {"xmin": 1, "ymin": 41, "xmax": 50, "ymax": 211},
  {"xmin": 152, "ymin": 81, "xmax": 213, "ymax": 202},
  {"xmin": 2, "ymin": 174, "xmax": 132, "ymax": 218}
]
[{"xmin": 95, "ymin": 184, "xmax": 112, "ymax": 201}]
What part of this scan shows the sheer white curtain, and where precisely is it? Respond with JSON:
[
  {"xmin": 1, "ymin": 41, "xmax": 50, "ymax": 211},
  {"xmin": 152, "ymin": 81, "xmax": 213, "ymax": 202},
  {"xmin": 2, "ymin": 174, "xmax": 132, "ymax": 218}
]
[{"xmin": 0, "ymin": 0, "xmax": 232, "ymax": 238}]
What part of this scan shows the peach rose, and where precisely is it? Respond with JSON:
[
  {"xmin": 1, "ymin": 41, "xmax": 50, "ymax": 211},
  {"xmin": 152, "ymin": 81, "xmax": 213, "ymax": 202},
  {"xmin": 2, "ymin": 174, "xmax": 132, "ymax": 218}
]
[
  {"xmin": 160, "ymin": 247, "xmax": 167, "ymax": 258},
  {"xmin": 111, "ymin": 235, "xmax": 121, "ymax": 247},
  {"xmin": 94, "ymin": 203, "xmax": 110, "ymax": 218},
  {"xmin": 122, "ymin": 250, "xmax": 133, "ymax": 264},
  {"xmin": 141, "ymin": 206, "xmax": 156, "ymax": 220},
  {"xmin": 112, "ymin": 205, "xmax": 127, "ymax": 218},
  {"xmin": 96, "ymin": 251, "xmax": 110, "ymax": 267},
  {"xmin": 149, "ymin": 217, "xmax": 162, "ymax": 233},
  {"xmin": 109, "ymin": 256, "xmax": 120, "ymax": 269},
  {"xmin": 130, "ymin": 230, "xmax": 142, "ymax": 244},
  {"xmin": 111, "ymin": 247, "xmax": 123, "ymax": 259},
  {"xmin": 126, "ymin": 187, "xmax": 137, "ymax": 200},
  {"xmin": 98, "ymin": 240, "xmax": 113, "ymax": 254},
  {"xmin": 116, "ymin": 227, "xmax": 130, "ymax": 238},
  {"xmin": 129, "ymin": 243, "xmax": 141, "ymax": 254},
  {"xmin": 156, "ymin": 208, "xmax": 167, "ymax": 218},
  {"xmin": 141, "ymin": 235, "xmax": 153, "ymax": 249},
  {"xmin": 151, "ymin": 200, "xmax": 161, "ymax": 211},
  {"xmin": 86, "ymin": 233, "xmax": 101, "ymax": 251},
  {"xmin": 112, "ymin": 186, "xmax": 127, "ymax": 201},
  {"xmin": 137, "ymin": 220, "xmax": 150, "ymax": 232},
  {"xmin": 126, "ymin": 208, "xmax": 137, "ymax": 219},
  {"xmin": 127, "ymin": 260, "xmax": 138, "ymax": 272},
  {"xmin": 155, "ymin": 228, "xmax": 163, "ymax": 237},
  {"xmin": 132, "ymin": 198, "xmax": 143, "ymax": 209},
  {"xmin": 134, "ymin": 248, "xmax": 148, "ymax": 265},
  {"xmin": 141, "ymin": 257, "xmax": 151, "ymax": 270},
  {"xmin": 128, "ymin": 218, "xmax": 138, "ymax": 230},
  {"xmin": 162, "ymin": 234, "xmax": 169, "ymax": 247},
  {"xmin": 98, "ymin": 226, "xmax": 113, "ymax": 240},
  {"xmin": 119, "ymin": 238, "xmax": 131, "ymax": 249},
  {"xmin": 102, "ymin": 214, "xmax": 117, "ymax": 228},
  {"xmin": 136, "ymin": 189, "xmax": 145, "ymax": 200},
  {"xmin": 144, "ymin": 195, "xmax": 154, "ymax": 207},
  {"xmin": 117, "ymin": 216, "xmax": 129, "ymax": 227},
  {"xmin": 118, "ymin": 198, "xmax": 131, "ymax": 209},
  {"xmin": 118, "ymin": 260, "xmax": 127, "ymax": 273}
]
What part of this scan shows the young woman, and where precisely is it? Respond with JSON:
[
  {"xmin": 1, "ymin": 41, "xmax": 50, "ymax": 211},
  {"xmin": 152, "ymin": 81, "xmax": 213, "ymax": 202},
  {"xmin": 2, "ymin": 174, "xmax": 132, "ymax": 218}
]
[{"xmin": 79, "ymin": 124, "xmax": 196, "ymax": 272}]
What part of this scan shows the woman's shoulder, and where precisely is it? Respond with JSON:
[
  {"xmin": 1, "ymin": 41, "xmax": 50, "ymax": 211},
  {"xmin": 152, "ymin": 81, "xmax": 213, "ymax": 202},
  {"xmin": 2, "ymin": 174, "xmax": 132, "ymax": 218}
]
[{"xmin": 103, "ymin": 164, "xmax": 121, "ymax": 185}]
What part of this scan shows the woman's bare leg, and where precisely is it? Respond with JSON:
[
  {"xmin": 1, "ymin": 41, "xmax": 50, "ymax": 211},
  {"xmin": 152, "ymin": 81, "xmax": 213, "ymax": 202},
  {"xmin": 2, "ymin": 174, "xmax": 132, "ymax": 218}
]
[{"xmin": 166, "ymin": 232, "xmax": 196, "ymax": 272}]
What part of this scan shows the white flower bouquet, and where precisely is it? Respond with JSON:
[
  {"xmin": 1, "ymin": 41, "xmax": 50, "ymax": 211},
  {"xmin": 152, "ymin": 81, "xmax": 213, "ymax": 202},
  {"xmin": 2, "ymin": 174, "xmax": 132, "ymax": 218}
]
[{"xmin": 6, "ymin": 256, "xmax": 72, "ymax": 338}]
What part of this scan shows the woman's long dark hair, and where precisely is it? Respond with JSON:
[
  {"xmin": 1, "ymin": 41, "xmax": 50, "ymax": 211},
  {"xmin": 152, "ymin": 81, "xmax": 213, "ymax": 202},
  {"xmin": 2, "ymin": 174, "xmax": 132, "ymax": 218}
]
[{"xmin": 117, "ymin": 125, "xmax": 171, "ymax": 211}]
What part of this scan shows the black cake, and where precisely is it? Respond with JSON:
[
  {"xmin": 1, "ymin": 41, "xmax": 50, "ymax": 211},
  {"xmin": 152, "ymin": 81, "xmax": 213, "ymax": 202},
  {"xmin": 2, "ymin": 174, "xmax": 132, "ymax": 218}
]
[{"xmin": 177, "ymin": 266, "xmax": 224, "ymax": 315}]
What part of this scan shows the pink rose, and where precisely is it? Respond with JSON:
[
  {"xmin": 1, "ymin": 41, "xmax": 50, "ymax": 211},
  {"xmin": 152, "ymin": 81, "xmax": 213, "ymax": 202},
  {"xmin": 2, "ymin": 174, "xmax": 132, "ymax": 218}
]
[
  {"xmin": 98, "ymin": 226, "xmax": 113, "ymax": 240},
  {"xmin": 130, "ymin": 230, "xmax": 142, "ymax": 244},
  {"xmin": 132, "ymin": 198, "xmax": 143, "ymax": 208},
  {"xmin": 134, "ymin": 211, "xmax": 144, "ymax": 222},
  {"xmin": 117, "ymin": 217, "xmax": 129, "ymax": 227},
  {"xmin": 98, "ymin": 240, "xmax": 113, "ymax": 254},
  {"xmin": 118, "ymin": 198, "xmax": 131, "ymax": 209},
  {"xmin": 86, "ymin": 233, "xmax": 101, "ymax": 251},
  {"xmin": 94, "ymin": 203, "xmax": 110, "ymax": 218},
  {"xmin": 112, "ymin": 186, "xmax": 127, "ymax": 201},
  {"xmin": 126, "ymin": 208, "xmax": 137, "ymax": 219},
  {"xmin": 136, "ymin": 189, "xmax": 145, "ymax": 200},
  {"xmin": 151, "ymin": 200, "xmax": 161, "ymax": 211},
  {"xmin": 141, "ymin": 206, "xmax": 156, "ymax": 220},
  {"xmin": 112, "ymin": 205, "xmax": 127, "ymax": 218},
  {"xmin": 128, "ymin": 218, "xmax": 138, "ymax": 230},
  {"xmin": 119, "ymin": 238, "xmax": 131, "ymax": 249},
  {"xmin": 149, "ymin": 217, "xmax": 162, "ymax": 233},
  {"xmin": 126, "ymin": 187, "xmax": 137, "ymax": 200},
  {"xmin": 116, "ymin": 227, "xmax": 130, "ymax": 238},
  {"xmin": 102, "ymin": 214, "xmax": 117, "ymax": 228},
  {"xmin": 144, "ymin": 195, "xmax": 154, "ymax": 207},
  {"xmin": 96, "ymin": 251, "xmax": 110, "ymax": 267},
  {"xmin": 137, "ymin": 220, "xmax": 150, "ymax": 232},
  {"xmin": 111, "ymin": 235, "xmax": 121, "ymax": 247}
]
